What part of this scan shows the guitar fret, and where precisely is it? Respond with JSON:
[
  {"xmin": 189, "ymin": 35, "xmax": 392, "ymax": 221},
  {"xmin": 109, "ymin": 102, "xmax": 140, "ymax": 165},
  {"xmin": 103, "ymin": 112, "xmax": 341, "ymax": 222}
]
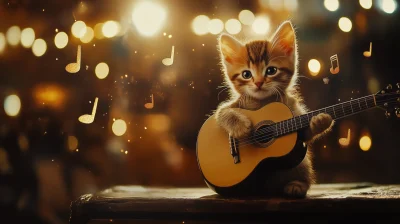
[
  {"xmin": 350, "ymin": 101, "xmax": 353, "ymax": 113},
  {"xmin": 342, "ymin": 103, "xmax": 345, "ymax": 115},
  {"xmin": 358, "ymin": 98, "xmax": 362, "ymax": 111},
  {"xmin": 365, "ymin": 97, "xmax": 368, "ymax": 108}
]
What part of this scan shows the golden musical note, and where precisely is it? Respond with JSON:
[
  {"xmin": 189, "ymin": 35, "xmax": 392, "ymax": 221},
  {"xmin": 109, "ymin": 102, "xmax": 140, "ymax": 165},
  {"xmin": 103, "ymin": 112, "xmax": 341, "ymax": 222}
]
[
  {"xmin": 363, "ymin": 42, "xmax": 372, "ymax": 57},
  {"xmin": 144, "ymin": 94, "xmax": 154, "ymax": 109},
  {"xmin": 329, "ymin": 54, "xmax": 339, "ymax": 74},
  {"xmin": 78, "ymin": 97, "xmax": 98, "ymax": 124},
  {"xmin": 339, "ymin": 128, "xmax": 351, "ymax": 147},
  {"xmin": 66, "ymin": 45, "xmax": 81, "ymax": 73},
  {"xmin": 162, "ymin": 46, "xmax": 174, "ymax": 66}
]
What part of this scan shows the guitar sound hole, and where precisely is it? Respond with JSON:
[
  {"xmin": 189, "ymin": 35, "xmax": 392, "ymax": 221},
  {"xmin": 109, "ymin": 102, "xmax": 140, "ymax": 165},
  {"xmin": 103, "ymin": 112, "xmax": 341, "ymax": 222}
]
[{"xmin": 253, "ymin": 125, "xmax": 275, "ymax": 144}]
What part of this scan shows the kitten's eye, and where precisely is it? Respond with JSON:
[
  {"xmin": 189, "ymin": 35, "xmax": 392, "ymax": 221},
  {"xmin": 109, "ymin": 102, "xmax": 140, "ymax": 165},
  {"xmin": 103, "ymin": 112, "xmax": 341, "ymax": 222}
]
[
  {"xmin": 241, "ymin": 70, "xmax": 252, "ymax": 79},
  {"xmin": 265, "ymin": 67, "xmax": 278, "ymax": 76}
]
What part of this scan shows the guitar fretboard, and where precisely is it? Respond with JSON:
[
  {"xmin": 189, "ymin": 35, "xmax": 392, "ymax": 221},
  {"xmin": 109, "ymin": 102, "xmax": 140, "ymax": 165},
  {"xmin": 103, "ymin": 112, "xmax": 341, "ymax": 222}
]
[{"xmin": 274, "ymin": 95, "xmax": 376, "ymax": 137}]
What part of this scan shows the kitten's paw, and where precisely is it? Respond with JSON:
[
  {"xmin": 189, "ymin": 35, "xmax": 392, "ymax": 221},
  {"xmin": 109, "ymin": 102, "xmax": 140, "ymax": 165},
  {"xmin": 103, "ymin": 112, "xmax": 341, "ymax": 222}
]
[
  {"xmin": 283, "ymin": 181, "xmax": 309, "ymax": 198},
  {"xmin": 229, "ymin": 115, "xmax": 252, "ymax": 138},
  {"xmin": 310, "ymin": 113, "xmax": 333, "ymax": 135}
]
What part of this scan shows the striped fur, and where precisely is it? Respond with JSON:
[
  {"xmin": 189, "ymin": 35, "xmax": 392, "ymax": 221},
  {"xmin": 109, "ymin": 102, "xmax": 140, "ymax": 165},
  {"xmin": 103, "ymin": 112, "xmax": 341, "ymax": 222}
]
[{"xmin": 214, "ymin": 21, "xmax": 334, "ymax": 198}]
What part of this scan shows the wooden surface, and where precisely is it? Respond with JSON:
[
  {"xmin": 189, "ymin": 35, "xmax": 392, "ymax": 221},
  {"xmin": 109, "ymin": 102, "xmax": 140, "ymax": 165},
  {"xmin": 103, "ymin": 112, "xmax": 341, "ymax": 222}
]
[{"xmin": 70, "ymin": 182, "xmax": 400, "ymax": 224}]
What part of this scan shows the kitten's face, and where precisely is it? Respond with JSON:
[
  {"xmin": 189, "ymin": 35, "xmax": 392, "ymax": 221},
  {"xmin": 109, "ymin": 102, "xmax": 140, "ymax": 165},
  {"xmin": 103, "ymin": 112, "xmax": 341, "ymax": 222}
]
[{"xmin": 218, "ymin": 21, "xmax": 297, "ymax": 100}]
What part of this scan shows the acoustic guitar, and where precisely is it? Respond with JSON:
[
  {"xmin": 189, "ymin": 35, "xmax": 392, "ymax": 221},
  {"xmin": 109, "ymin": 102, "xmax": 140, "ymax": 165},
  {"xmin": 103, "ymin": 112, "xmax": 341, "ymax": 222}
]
[{"xmin": 196, "ymin": 84, "xmax": 400, "ymax": 196}]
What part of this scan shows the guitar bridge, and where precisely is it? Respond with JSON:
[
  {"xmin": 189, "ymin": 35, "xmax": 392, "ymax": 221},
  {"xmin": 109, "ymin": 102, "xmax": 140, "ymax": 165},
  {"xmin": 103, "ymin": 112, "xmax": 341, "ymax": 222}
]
[{"xmin": 229, "ymin": 135, "xmax": 240, "ymax": 164}]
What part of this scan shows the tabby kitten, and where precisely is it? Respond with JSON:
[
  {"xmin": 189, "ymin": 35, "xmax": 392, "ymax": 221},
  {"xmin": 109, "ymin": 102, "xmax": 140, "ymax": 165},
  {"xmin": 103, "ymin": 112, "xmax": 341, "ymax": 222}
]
[{"xmin": 215, "ymin": 21, "xmax": 334, "ymax": 198}]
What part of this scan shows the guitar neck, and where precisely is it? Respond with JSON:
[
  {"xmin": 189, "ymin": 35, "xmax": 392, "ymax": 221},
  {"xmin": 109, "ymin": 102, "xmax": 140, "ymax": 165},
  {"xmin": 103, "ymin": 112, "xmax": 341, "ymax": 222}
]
[{"xmin": 274, "ymin": 94, "xmax": 377, "ymax": 137}]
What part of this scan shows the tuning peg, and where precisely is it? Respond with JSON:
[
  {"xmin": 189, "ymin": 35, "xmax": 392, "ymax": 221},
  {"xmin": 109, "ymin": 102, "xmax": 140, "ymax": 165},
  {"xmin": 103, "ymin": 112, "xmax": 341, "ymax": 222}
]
[
  {"xmin": 387, "ymin": 84, "xmax": 393, "ymax": 90},
  {"xmin": 397, "ymin": 83, "xmax": 400, "ymax": 89},
  {"xmin": 385, "ymin": 110, "xmax": 391, "ymax": 118}
]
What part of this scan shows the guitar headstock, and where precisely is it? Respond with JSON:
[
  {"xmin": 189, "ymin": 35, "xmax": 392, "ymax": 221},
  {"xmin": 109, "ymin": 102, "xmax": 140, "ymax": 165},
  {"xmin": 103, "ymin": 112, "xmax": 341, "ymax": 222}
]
[{"xmin": 375, "ymin": 83, "xmax": 400, "ymax": 119}]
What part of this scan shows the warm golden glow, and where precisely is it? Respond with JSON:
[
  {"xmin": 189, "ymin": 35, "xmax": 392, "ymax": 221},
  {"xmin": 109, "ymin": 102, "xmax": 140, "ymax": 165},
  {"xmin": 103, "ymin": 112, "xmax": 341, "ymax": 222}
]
[
  {"xmin": 225, "ymin": 19, "xmax": 242, "ymax": 35},
  {"xmin": 132, "ymin": 1, "xmax": 166, "ymax": 36},
  {"xmin": 32, "ymin": 39, "xmax": 47, "ymax": 57},
  {"xmin": 80, "ymin": 26, "xmax": 94, "ymax": 43},
  {"xmin": 359, "ymin": 0, "xmax": 373, "ymax": 9},
  {"xmin": 191, "ymin": 15, "xmax": 210, "ymax": 35},
  {"xmin": 145, "ymin": 114, "xmax": 171, "ymax": 132},
  {"xmin": 112, "ymin": 119, "xmax": 127, "ymax": 136},
  {"xmin": 95, "ymin": 62, "xmax": 109, "ymax": 79},
  {"xmin": 324, "ymin": 0, "xmax": 339, "ymax": 11},
  {"xmin": 54, "ymin": 32, "xmax": 69, "ymax": 49},
  {"xmin": 4, "ymin": 95, "xmax": 21, "ymax": 117},
  {"xmin": 6, "ymin": 26, "xmax": 21, "ymax": 46},
  {"xmin": 0, "ymin": 33, "xmax": 5, "ymax": 53},
  {"xmin": 207, "ymin": 19, "xmax": 224, "ymax": 35},
  {"xmin": 252, "ymin": 16, "xmax": 270, "ymax": 34},
  {"xmin": 102, "ymin": 21, "xmax": 120, "ymax": 38},
  {"xmin": 284, "ymin": 0, "xmax": 298, "ymax": 11},
  {"xmin": 267, "ymin": 0, "xmax": 284, "ymax": 10},
  {"xmin": 338, "ymin": 17, "xmax": 352, "ymax": 32},
  {"xmin": 20, "ymin": 28, "xmax": 35, "ymax": 48},
  {"xmin": 33, "ymin": 84, "xmax": 66, "ymax": 109},
  {"xmin": 380, "ymin": 0, "xmax": 397, "ymax": 13},
  {"xmin": 94, "ymin": 23, "xmax": 105, "ymax": 39},
  {"xmin": 71, "ymin": 21, "xmax": 87, "ymax": 38},
  {"xmin": 308, "ymin": 59, "xmax": 321, "ymax": 76},
  {"xmin": 359, "ymin": 136, "xmax": 372, "ymax": 151},
  {"xmin": 68, "ymin": 136, "xmax": 78, "ymax": 151},
  {"xmin": 238, "ymin": 10, "xmax": 255, "ymax": 25}
]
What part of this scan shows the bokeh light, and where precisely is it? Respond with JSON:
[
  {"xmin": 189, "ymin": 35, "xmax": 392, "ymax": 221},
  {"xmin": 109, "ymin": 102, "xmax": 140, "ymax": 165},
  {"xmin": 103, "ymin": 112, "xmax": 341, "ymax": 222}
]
[
  {"xmin": 94, "ymin": 23, "xmax": 105, "ymax": 39},
  {"xmin": 359, "ymin": 136, "xmax": 372, "ymax": 151},
  {"xmin": 112, "ymin": 119, "xmax": 127, "ymax": 136},
  {"xmin": 338, "ymin": 17, "xmax": 352, "ymax": 32},
  {"xmin": 359, "ymin": 0, "xmax": 373, "ymax": 9},
  {"xmin": 4, "ymin": 94, "xmax": 21, "ymax": 117},
  {"xmin": 379, "ymin": 0, "xmax": 397, "ymax": 14},
  {"xmin": 225, "ymin": 19, "xmax": 242, "ymax": 35},
  {"xmin": 95, "ymin": 62, "xmax": 109, "ymax": 79},
  {"xmin": 207, "ymin": 19, "xmax": 224, "ymax": 35},
  {"xmin": 284, "ymin": 0, "xmax": 298, "ymax": 11},
  {"xmin": 308, "ymin": 59, "xmax": 321, "ymax": 76},
  {"xmin": 252, "ymin": 16, "xmax": 270, "ymax": 34},
  {"xmin": 0, "ymin": 33, "xmax": 6, "ymax": 53},
  {"xmin": 238, "ymin": 10, "xmax": 255, "ymax": 25},
  {"xmin": 191, "ymin": 15, "xmax": 210, "ymax": 35},
  {"xmin": 71, "ymin": 21, "xmax": 87, "ymax": 38},
  {"xmin": 267, "ymin": 0, "xmax": 284, "ymax": 10},
  {"xmin": 80, "ymin": 26, "xmax": 94, "ymax": 43},
  {"xmin": 6, "ymin": 26, "xmax": 21, "ymax": 46},
  {"xmin": 324, "ymin": 0, "xmax": 339, "ymax": 11},
  {"xmin": 68, "ymin": 136, "xmax": 79, "ymax": 151},
  {"xmin": 102, "ymin": 21, "xmax": 120, "ymax": 38},
  {"xmin": 54, "ymin": 32, "xmax": 69, "ymax": 49},
  {"xmin": 32, "ymin": 39, "xmax": 47, "ymax": 57},
  {"xmin": 132, "ymin": 1, "xmax": 166, "ymax": 36},
  {"xmin": 20, "ymin": 28, "xmax": 35, "ymax": 48}
]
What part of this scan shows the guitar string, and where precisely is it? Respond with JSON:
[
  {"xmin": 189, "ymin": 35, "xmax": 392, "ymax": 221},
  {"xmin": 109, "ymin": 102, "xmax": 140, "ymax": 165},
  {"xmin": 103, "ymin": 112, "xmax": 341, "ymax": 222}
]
[
  {"xmin": 237, "ymin": 96, "xmax": 399, "ymax": 148},
  {"xmin": 234, "ymin": 96, "xmax": 399, "ymax": 148},
  {"xmin": 235, "ymin": 94, "xmax": 376, "ymax": 145},
  {"xmin": 236, "ymin": 92, "xmax": 400, "ymax": 144}
]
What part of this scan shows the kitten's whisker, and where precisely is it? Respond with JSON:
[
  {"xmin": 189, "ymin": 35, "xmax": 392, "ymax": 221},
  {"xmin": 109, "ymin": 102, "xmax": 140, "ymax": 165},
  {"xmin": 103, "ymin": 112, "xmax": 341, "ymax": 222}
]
[
  {"xmin": 217, "ymin": 87, "xmax": 229, "ymax": 101},
  {"xmin": 268, "ymin": 55, "xmax": 286, "ymax": 64},
  {"xmin": 296, "ymin": 75, "xmax": 312, "ymax": 80}
]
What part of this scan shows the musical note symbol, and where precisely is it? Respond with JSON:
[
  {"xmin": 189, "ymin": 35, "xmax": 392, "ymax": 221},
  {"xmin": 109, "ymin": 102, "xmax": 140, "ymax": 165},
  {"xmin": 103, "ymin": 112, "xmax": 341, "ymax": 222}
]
[
  {"xmin": 66, "ymin": 45, "xmax": 81, "ymax": 73},
  {"xmin": 78, "ymin": 97, "xmax": 98, "ymax": 124},
  {"xmin": 144, "ymin": 94, "xmax": 154, "ymax": 109},
  {"xmin": 162, "ymin": 46, "xmax": 174, "ymax": 66},
  {"xmin": 329, "ymin": 54, "xmax": 340, "ymax": 74},
  {"xmin": 339, "ymin": 128, "xmax": 351, "ymax": 147},
  {"xmin": 363, "ymin": 42, "xmax": 372, "ymax": 57},
  {"xmin": 323, "ymin": 77, "xmax": 329, "ymax": 84}
]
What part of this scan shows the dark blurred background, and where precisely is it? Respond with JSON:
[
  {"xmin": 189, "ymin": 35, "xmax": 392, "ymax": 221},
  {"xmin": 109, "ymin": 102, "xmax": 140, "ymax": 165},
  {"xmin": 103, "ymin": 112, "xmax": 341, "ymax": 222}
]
[{"xmin": 1, "ymin": 0, "xmax": 400, "ymax": 223}]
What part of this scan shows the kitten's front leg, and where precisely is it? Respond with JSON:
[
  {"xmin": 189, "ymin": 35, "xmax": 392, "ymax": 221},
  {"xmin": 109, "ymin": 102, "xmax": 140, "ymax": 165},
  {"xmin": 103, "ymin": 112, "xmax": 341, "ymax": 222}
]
[
  {"xmin": 215, "ymin": 103, "xmax": 252, "ymax": 138},
  {"xmin": 304, "ymin": 113, "xmax": 334, "ymax": 143}
]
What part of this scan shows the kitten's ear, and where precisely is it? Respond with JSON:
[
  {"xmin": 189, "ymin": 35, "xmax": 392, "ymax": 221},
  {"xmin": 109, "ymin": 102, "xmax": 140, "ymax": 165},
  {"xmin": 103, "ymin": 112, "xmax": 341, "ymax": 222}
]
[
  {"xmin": 218, "ymin": 34, "xmax": 244, "ymax": 64},
  {"xmin": 270, "ymin": 21, "xmax": 296, "ymax": 56}
]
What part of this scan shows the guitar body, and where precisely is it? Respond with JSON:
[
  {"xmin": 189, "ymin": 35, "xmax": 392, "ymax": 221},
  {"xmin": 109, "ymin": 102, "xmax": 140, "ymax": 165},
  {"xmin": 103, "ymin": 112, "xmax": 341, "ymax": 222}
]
[{"xmin": 196, "ymin": 102, "xmax": 308, "ymax": 196}]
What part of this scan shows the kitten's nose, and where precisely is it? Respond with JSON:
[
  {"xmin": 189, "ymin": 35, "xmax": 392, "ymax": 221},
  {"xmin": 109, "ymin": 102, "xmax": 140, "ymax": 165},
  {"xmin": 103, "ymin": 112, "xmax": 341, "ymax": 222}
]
[{"xmin": 255, "ymin": 82, "xmax": 263, "ymax": 88}]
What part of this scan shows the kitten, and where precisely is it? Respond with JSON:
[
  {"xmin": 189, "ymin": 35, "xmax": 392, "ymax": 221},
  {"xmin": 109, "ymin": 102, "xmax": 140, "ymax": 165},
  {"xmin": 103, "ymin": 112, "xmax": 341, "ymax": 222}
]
[{"xmin": 215, "ymin": 21, "xmax": 334, "ymax": 198}]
